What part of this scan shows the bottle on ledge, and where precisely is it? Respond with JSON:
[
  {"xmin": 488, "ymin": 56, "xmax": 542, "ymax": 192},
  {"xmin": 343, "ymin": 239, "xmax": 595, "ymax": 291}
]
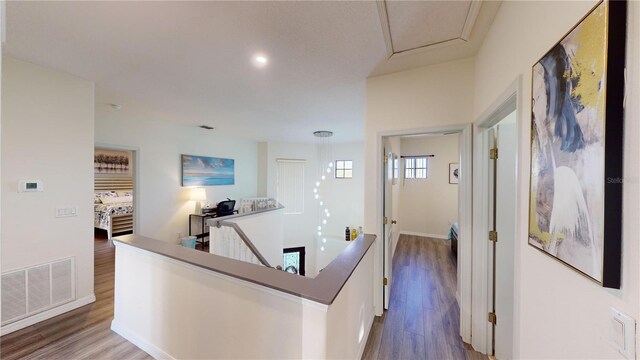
[{"xmin": 345, "ymin": 226, "xmax": 351, "ymax": 241}]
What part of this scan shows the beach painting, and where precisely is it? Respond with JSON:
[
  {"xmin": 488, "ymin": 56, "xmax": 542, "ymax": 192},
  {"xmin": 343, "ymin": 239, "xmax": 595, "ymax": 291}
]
[{"xmin": 182, "ymin": 154, "xmax": 234, "ymax": 186}]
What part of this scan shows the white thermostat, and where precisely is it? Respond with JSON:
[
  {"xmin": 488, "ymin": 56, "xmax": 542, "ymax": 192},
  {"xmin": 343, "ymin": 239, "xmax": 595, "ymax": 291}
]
[{"xmin": 18, "ymin": 180, "xmax": 43, "ymax": 192}]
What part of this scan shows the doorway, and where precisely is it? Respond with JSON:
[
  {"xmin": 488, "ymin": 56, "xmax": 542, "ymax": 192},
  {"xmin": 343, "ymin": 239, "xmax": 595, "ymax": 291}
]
[
  {"xmin": 472, "ymin": 77, "xmax": 520, "ymax": 357},
  {"xmin": 93, "ymin": 146, "xmax": 138, "ymax": 242},
  {"xmin": 377, "ymin": 123, "xmax": 473, "ymax": 343}
]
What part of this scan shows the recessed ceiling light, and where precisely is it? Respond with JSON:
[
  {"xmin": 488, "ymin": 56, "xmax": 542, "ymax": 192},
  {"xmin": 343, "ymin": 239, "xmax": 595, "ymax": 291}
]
[
  {"xmin": 253, "ymin": 54, "xmax": 268, "ymax": 67},
  {"xmin": 109, "ymin": 103, "xmax": 122, "ymax": 110}
]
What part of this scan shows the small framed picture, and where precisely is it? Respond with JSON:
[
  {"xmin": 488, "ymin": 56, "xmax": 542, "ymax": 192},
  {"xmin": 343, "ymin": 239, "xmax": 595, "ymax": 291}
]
[{"xmin": 449, "ymin": 163, "xmax": 459, "ymax": 184}]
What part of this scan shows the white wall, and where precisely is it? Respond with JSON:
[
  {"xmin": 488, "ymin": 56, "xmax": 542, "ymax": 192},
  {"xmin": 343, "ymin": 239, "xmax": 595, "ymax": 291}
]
[
  {"xmin": 95, "ymin": 101, "xmax": 258, "ymax": 243},
  {"xmin": 474, "ymin": 1, "xmax": 640, "ymax": 358},
  {"xmin": 111, "ymin": 241, "xmax": 375, "ymax": 359},
  {"xmin": 263, "ymin": 141, "xmax": 364, "ymax": 276},
  {"xmin": 325, "ymin": 245, "xmax": 375, "ymax": 359},
  {"xmin": 365, "ymin": 58, "xmax": 475, "ymax": 314},
  {"xmin": 1, "ymin": 57, "xmax": 95, "ymax": 304},
  {"xmin": 398, "ymin": 135, "xmax": 458, "ymax": 238}
]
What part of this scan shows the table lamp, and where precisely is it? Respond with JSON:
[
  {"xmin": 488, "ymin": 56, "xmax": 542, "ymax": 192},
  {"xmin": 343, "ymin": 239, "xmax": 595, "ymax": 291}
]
[{"xmin": 191, "ymin": 188, "xmax": 207, "ymax": 215}]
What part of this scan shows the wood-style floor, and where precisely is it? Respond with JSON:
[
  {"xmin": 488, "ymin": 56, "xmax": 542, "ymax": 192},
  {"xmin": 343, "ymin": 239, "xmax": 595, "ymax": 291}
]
[
  {"xmin": 362, "ymin": 235, "xmax": 487, "ymax": 360},
  {"xmin": 0, "ymin": 231, "xmax": 152, "ymax": 360}
]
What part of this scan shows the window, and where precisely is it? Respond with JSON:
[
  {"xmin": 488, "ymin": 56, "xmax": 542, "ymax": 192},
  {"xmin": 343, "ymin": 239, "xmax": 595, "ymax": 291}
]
[
  {"xmin": 335, "ymin": 160, "xmax": 353, "ymax": 179},
  {"xmin": 404, "ymin": 157, "xmax": 428, "ymax": 179},
  {"xmin": 393, "ymin": 156, "xmax": 399, "ymax": 183},
  {"xmin": 276, "ymin": 159, "xmax": 305, "ymax": 214}
]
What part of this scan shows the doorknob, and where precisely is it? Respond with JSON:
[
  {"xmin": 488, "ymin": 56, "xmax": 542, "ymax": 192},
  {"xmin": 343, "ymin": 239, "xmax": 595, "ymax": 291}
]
[{"xmin": 391, "ymin": 220, "xmax": 397, "ymax": 224}]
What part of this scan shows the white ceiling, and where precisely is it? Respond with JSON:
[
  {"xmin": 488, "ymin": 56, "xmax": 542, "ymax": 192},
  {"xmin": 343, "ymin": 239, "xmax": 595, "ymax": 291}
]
[
  {"xmin": 385, "ymin": 1, "xmax": 474, "ymax": 53},
  {"xmin": 4, "ymin": 1, "xmax": 500, "ymax": 143}
]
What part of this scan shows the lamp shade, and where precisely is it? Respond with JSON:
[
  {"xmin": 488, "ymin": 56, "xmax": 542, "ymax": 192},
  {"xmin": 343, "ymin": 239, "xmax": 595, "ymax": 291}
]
[{"xmin": 190, "ymin": 188, "xmax": 207, "ymax": 202}]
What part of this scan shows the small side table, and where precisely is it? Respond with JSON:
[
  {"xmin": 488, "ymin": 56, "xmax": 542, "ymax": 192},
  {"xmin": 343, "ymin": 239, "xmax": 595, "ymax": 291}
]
[{"xmin": 189, "ymin": 213, "xmax": 216, "ymax": 249}]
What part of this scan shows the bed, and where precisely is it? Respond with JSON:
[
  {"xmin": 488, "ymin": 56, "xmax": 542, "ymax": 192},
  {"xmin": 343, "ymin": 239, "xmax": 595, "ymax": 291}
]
[{"xmin": 94, "ymin": 178, "xmax": 134, "ymax": 239}]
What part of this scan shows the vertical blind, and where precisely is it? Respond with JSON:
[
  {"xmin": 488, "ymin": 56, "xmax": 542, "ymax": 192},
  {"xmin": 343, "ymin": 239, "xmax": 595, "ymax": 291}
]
[{"xmin": 276, "ymin": 159, "xmax": 305, "ymax": 214}]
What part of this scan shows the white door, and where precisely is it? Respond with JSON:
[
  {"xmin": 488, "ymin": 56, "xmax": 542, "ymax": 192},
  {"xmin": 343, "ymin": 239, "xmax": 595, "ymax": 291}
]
[
  {"xmin": 383, "ymin": 145, "xmax": 394, "ymax": 310},
  {"xmin": 494, "ymin": 118, "xmax": 517, "ymax": 359}
]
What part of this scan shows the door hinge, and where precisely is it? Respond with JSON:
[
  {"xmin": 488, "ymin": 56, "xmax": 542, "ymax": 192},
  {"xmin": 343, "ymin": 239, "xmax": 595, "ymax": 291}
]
[
  {"xmin": 489, "ymin": 148, "xmax": 498, "ymax": 160},
  {"xmin": 489, "ymin": 230, "xmax": 498, "ymax": 242},
  {"xmin": 488, "ymin": 312, "xmax": 497, "ymax": 325},
  {"xmin": 384, "ymin": 154, "xmax": 388, "ymax": 164},
  {"xmin": 383, "ymin": 277, "xmax": 389, "ymax": 286},
  {"xmin": 384, "ymin": 216, "xmax": 388, "ymax": 225}
]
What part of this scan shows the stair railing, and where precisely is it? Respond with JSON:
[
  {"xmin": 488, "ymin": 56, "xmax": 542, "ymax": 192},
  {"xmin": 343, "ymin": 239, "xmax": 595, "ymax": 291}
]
[{"xmin": 211, "ymin": 219, "xmax": 272, "ymax": 268}]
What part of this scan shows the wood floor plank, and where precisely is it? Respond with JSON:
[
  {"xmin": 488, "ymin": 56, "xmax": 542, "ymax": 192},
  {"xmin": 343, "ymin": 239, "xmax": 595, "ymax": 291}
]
[
  {"xmin": 400, "ymin": 330, "xmax": 426, "ymax": 360},
  {"xmin": 0, "ymin": 232, "xmax": 152, "ymax": 360},
  {"xmin": 362, "ymin": 234, "xmax": 487, "ymax": 360},
  {"xmin": 404, "ymin": 274, "xmax": 424, "ymax": 336},
  {"xmin": 361, "ymin": 316, "xmax": 384, "ymax": 360}
]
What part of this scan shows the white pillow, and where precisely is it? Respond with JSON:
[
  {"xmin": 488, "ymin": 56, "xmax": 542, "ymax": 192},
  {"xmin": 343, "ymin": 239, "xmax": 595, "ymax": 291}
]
[{"xmin": 100, "ymin": 195, "xmax": 133, "ymax": 204}]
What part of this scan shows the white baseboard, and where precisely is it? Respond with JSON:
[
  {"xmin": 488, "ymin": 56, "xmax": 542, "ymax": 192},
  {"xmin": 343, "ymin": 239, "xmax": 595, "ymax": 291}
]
[
  {"xmin": 0, "ymin": 294, "xmax": 96, "ymax": 336},
  {"xmin": 111, "ymin": 320, "xmax": 175, "ymax": 360},
  {"xmin": 399, "ymin": 230, "xmax": 448, "ymax": 240}
]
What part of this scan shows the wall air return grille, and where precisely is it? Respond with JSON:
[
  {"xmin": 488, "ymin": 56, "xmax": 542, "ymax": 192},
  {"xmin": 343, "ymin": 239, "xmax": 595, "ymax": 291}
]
[{"xmin": 1, "ymin": 258, "xmax": 75, "ymax": 326}]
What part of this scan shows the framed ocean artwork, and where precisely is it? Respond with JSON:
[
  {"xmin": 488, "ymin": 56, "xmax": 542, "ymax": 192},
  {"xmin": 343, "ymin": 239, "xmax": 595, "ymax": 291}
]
[
  {"xmin": 181, "ymin": 154, "xmax": 235, "ymax": 186},
  {"xmin": 528, "ymin": 0, "xmax": 626, "ymax": 288}
]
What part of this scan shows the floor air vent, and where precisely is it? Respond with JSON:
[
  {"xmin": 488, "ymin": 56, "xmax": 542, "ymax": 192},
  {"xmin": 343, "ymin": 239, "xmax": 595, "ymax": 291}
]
[{"xmin": 1, "ymin": 258, "xmax": 75, "ymax": 325}]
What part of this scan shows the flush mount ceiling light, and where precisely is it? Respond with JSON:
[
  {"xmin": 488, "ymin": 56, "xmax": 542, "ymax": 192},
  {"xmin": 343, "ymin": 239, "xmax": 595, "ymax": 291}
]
[{"xmin": 253, "ymin": 54, "xmax": 268, "ymax": 67}]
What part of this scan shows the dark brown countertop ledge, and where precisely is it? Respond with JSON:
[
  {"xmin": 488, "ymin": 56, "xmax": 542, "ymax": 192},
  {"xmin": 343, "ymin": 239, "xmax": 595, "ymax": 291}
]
[{"xmin": 113, "ymin": 233, "xmax": 376, "ymax": 305}]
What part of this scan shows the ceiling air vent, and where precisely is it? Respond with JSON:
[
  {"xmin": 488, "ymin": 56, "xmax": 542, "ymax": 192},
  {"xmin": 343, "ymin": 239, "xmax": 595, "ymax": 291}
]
[{"xmin": 199, "ymin": 125, "xmax": 215, "ymax": 130}]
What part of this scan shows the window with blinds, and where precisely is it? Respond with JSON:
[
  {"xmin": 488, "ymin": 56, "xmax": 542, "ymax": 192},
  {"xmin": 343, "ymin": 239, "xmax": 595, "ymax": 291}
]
[
  {"xmin": 404, "ymin": 157, "xmax": 429, "ymax": 179},
  {"xmin": 276, "ymin": 159, "xmax": 305, "ymax": 214}
]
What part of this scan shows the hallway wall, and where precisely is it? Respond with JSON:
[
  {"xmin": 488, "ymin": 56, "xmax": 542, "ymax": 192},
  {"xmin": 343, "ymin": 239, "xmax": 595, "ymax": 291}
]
[
  {"xmin": 399, "ymin": 135, "xmax": 458, "ymax": 238},
  {"xmin": 1, "ymin": 57, "xmax": 96, "ymax": 319},
  {"xmin": 474, "ymin": 1, "xmax": 640, "ymax": 358},
  {"xmin": 365, "ymin": 58, "xmax": 475, "ymax": 314}
]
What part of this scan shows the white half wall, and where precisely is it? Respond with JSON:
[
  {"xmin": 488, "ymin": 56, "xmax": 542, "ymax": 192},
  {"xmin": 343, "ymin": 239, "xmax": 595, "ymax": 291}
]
[
  {"xmin": 111, "ymin": 241, "xmax": 375, "ymax": 359},
  {"xmin": 95, "ymin": 100, "xmax": 258, "ymax": 243},
  {"xmin": 474, "ymin": 1, "xmax": 640, "ymax": 358},
  {"xmin": 399, "ymin": 135, "xmax": 458, "ymax": 238},
  {"xmin": 1, "ymin": 57, "xmax": 95, "ymax": 313}
]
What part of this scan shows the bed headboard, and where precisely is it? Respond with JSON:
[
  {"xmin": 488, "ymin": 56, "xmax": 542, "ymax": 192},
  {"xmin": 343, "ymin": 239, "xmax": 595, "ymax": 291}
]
[{"xmin": 94, "ymin": 177, "xmax": 133, "ymax": 191}]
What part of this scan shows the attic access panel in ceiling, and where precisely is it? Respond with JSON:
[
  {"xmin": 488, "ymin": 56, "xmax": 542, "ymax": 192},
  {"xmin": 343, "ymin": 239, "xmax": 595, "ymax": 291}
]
[{"xmin": 378, "ymin": 0, "xmax": 481, "ymax": 58}]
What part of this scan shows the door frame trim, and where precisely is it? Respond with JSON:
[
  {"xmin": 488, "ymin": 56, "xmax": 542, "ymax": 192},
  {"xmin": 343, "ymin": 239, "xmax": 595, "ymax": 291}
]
[
  {"xmin": 471, "ymin": 76, "xmax": 522, "ymax": 354},
  {"xmin": 375, "ymin": 123, "xmax": 473, "ymax": 343}
]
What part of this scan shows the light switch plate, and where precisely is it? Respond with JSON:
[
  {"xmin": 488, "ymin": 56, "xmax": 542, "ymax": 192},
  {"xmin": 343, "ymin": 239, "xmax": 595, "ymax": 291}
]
[
  {"xmin": 610, "ymin": 307, "xmax": 636, "ymax": 359},
  {"xmin": 56, "ymin": 207, "xmax": 78, "ymax": 218}
]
